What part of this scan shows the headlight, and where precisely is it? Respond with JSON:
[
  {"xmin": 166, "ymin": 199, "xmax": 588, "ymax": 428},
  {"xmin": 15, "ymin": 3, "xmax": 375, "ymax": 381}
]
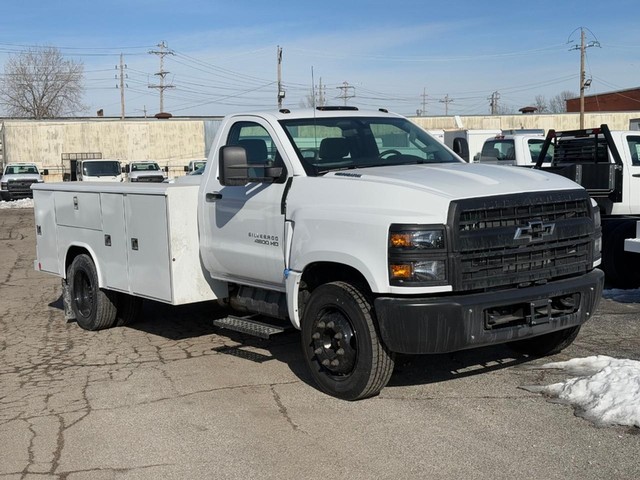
[
  {"xmin": 389, "ymin": 230, "xmax": 445, "ymax": 249},
  {"xmin": 1, "ymin": 182, "xmax": 7, "ymax": 190},
  {"xmin": 388, "ymin": 225, "xmax": 448, "ymax": 286}
]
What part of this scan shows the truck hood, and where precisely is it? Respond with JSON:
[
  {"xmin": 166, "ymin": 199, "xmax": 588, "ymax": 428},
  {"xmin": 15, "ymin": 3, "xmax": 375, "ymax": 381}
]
[
  {"xmin": 324, "ymin": 162, "xmax": 580, "ymax": 199},
  {"xmin": 1, "ymin": 173, "xmax": 42, "ymax": 182}
]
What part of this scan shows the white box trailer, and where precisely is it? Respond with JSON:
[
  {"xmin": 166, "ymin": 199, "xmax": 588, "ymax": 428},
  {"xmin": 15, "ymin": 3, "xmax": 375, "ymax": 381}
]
[{"xmin": 33, "ymin": 182, "xmax": 226, "ymax": 305}]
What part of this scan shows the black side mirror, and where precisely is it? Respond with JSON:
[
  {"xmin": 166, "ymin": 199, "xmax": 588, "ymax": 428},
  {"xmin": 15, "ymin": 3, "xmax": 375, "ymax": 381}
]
[
  {"xmin": 42, "ymin": 169, "xmax": 49, "ymax": 176},
  {"xmin": 452, "ymin": 137, "xmax": 470, "ymax": 162},
  {"xmin": 219, "ymin": 146, "xmax": 249, "ymax": 186},
  {"xmin": 124, "ymin": 165, "xmax": 131, "ymax": 173},
  {"xmin": 164, "ymin": 166, "xmax": 169, "ymax": 172}
]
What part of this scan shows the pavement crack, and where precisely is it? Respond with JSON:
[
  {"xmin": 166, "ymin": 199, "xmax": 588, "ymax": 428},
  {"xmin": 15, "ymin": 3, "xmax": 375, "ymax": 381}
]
[{"xmin": 270, "ymin": 384, "xmax": 305, "ymax": 434}]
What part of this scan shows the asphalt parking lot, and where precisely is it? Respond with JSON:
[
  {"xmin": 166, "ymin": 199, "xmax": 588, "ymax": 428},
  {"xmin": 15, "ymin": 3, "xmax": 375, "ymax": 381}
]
[{"xmin": 1, "ymin": 207, "xmax": 639, "ymax": 480}]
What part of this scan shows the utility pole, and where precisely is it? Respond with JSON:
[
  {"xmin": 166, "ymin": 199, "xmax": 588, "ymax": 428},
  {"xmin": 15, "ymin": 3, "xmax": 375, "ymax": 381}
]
[
  {"xmin": 317, "ymin": 77, "xmax": 326, "ymax": 107},
  {"xmin": 277, "ymin": 46, "xmax": 285, "ymax": 109},
  {"xmin": 337, "ymin": 81, "xmax": 355, "ymax": 106},
  {"xmin": 570, "ymin": 27, "xmax": 600, "ymax": 129},
  {"xmin": 148, "ymin": 41, "xmax": 175, "ymax": 114},
  {"xmin": 440, "ymin": 94, "xmax": 453, "ymax": 115},
  {"xmin": 488, "ymin": 91, "xmax": 500, "ymax": 115},
  {"xmin": 117, "ymin": 54, "xmax": 127, "ymax": 119},
  {"xmin": 418, "ymin": 88, "xmax": 428, "ymax": 116}
]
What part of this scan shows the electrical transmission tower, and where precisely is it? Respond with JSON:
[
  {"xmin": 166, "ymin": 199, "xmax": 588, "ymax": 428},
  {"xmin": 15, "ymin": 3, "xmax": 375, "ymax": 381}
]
[
  {"xmin": 337, "ymin": 81, "xmax": 355, "ymax": 106},
  {"xmin": 148, "ymin": 41, "xmax": 175, "ymax": 114}
]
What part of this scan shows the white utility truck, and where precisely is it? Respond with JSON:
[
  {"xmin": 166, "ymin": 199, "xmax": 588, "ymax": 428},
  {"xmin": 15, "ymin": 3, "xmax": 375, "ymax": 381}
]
[
  {"xmin": 33, "ymin": 107, "xmax": 604, "ymax": 400},
  {"xmin": 1, "ymin": 162, "xmax": 46, "ymax": 200}
]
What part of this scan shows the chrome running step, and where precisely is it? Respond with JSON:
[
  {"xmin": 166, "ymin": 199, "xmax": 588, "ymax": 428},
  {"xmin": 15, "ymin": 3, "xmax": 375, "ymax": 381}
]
[{"xmin": 213, "ymin": 315, "xmax": 291, "ymax": 339}]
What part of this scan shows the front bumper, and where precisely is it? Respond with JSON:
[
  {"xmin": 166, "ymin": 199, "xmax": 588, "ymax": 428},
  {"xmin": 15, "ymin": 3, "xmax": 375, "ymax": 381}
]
[{"xmin": 374, "ymin": 269, "xmax": 604, "ymax": 354}]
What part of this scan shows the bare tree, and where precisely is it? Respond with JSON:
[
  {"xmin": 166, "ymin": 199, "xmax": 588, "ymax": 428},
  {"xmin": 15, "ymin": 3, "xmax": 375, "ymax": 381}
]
[
  {"xmin": 534, "ymin": 95, "xmax": 548, "ymax": 113},
  {"xmin": 0, "ymin": 47, "xmax": 85, "ymax": 119},
  {"xmin": 548, "ymin": 90, "xmax": 576, "ymax": 114}
]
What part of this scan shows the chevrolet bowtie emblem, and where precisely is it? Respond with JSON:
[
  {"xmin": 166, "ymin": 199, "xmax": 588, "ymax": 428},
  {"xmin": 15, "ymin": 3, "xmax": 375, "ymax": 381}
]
[{"xmin": 514, "ymin": 221, "xmax": 555, "ymax": 242}]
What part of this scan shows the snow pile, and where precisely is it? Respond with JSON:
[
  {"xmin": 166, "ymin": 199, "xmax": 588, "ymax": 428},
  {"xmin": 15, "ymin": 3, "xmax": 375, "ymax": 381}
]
[
  {"xmin": 523, "ymin": 356, "xmax": 640, "ymax": 428},
  {"xmin": 0, "ymin": 198, "xmax": 34, "ymax": 209},
  {"xmin": 603, "ymin": 288, "xmax": 640, "ymax": 303}
]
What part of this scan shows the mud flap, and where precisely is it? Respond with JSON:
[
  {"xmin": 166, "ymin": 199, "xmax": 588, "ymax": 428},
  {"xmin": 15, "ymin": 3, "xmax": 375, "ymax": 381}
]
[{"xmin": 61, "ymin": 278, "xmax": 76, "ymax": 321}]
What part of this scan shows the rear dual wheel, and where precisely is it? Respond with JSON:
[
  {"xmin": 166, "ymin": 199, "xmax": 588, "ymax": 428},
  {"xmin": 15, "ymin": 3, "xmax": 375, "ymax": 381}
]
[
  {"xmin": 66, "ymin": 254, "xmax": 142, "ymax": 330},
  {"xmin": 301, "ymin": 281, "xmax": 395, "ymax": 400}
]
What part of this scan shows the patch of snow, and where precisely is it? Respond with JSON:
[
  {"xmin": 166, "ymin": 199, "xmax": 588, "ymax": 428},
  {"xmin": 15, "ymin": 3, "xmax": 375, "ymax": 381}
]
[
  {"xmin": 0, "ymin": 198, "xmax": 34, "ymax": 209},
  {"xmin": 522, "ymin": 356, "xmax": 640, "ymax": 428},
  {"xmin": 603, "ymin": 288, "xmax": 640, "ymax": 303}
]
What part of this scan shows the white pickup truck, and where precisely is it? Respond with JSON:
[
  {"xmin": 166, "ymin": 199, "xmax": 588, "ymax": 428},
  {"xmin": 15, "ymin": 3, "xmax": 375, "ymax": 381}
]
[
  {"xmin": 32, "ymin": 107, "xmax": 604, "ymax": 400},
  {"xmin": 477, "ymin": 132, "xmax": 551, "ymax": 166},
  {"xmin": 1, "ymin": 162, "xmax": 46, "ymax": 200},
  {"xmin": 125, "ymin": 161, "xmax": 166, "ymax": 183}
]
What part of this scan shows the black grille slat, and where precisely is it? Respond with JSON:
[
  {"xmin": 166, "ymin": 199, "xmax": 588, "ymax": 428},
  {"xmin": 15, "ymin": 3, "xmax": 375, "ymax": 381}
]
[{"xmin": 450, "ymin": 191, "xmax": 595, "ymax": 291}]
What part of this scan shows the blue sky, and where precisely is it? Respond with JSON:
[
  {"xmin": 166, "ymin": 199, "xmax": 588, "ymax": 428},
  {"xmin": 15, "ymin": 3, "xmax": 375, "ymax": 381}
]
[{"xmin": 0, "ymin": 0, "xmax": 638, "ymax": 117}]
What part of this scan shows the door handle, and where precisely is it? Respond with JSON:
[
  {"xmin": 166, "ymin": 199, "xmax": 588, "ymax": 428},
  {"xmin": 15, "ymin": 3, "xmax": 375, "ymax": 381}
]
[
  {"xmin": 633, "ymin": 174, "xmax": 640, "ymax": 178},
  {"xmin": 206, "ymin": 192, "xmax": 223, "ymax": 202}
]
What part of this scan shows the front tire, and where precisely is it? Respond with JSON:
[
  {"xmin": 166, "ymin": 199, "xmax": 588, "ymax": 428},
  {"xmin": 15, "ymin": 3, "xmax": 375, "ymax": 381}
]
[
  {"xmin": 301, "ymin": 281, "xmax": 395, "ymax": 400},
  {"xmin": 508, "ymin": 325, "xmax": 581, "ymax": 356},
  {"xmin": 67, "ymin": 254, "xmax": 117, "ymax": 331}
]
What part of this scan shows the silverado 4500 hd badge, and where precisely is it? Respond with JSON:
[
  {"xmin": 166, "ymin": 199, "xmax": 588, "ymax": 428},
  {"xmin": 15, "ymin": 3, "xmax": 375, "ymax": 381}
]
[{"xmin": 248, "ymin": 232, "xmax": 279, "ymax": 247}]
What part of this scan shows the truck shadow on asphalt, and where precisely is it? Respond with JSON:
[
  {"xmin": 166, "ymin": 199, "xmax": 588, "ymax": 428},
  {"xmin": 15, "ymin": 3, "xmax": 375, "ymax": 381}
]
[
  {"xmin": 48, "ymin": 296, "xmax": 537, "ymax": 392},
  {"xmin": 132, "ymin": 299, "xmax": 536, "ymax": 392}
]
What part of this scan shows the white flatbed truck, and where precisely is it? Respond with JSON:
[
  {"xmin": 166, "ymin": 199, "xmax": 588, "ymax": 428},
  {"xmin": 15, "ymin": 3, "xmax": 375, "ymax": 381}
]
[{"xmin": 33, "ymin": 107, "xmax": 604, "ymax": 400}]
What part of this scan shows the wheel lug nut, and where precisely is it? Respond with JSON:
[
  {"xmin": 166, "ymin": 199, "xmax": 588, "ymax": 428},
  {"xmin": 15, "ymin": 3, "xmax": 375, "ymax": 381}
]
[
  {"xmin": 330, "ymin": 359, "xmax": 340, "ymax": 367},
  {"xmin": 312, "ymin": 333, "xmax": 320, "ymax": 340},
  {"xmin": 317, "ymin": 321, "xmax": 326, "ymax": 329},
  {"xmin": 334, "ymin": 332, "xmax": 343, "ymax": 340},
  {"xmin": 321, "ymin": 359, "xmax": 330, "ymax": 366},
  {"xmin": 314, "ymin": 347, "xmax": 323, "ymax": 355},
  {"xmin": 326, "ymin": 321, "xmax": 335, "ymax": 329},
  {"xmin": 336, "ymin": 348, "xmax": 345, "ymax": 356}
]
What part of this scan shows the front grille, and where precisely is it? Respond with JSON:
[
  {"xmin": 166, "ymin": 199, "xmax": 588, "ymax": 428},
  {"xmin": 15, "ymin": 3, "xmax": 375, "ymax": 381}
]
[
  {"xmin": 449, "ymin": 190, "xmax": 595, "ymax": 291},
  {"xmin": 7, "ymin": 179, "xmax": 38, "ymax": 199},
  {"xmin": 137, "ymin": 175, "xmax": 165, "ymax": 183}
]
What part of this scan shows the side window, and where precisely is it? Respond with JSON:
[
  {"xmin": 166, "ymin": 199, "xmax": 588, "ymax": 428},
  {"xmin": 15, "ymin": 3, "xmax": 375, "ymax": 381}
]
[
  {"xmin": 527, "ymin": 139, "xmax": 553, "ymax": 163},
  {"xmin": 626, "ymin": 136, "xmax": 640, "ymax": 166},
  {"xmin": 227, "ymin": 121, "xmax": 286, "ymax": 181}
]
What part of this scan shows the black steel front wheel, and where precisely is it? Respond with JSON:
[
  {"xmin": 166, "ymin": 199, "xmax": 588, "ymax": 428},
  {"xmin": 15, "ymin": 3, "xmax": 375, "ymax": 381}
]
[{"xmin": 301, "ymin": 281, "xmax": 394, "ymax": 400}]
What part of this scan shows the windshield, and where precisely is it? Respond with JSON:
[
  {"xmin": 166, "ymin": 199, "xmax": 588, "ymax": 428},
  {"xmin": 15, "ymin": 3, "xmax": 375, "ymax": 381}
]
[
  {"xmin": 83, "ymin": 161, "xmax": 120, "ymax": 176},
  {"xmin": 5, "ymin": 165, "xmax": 38, "ymax": 175},
  {"xmin": 280, "ymin": 116, "xmax": 460, "ymax": 175},
  {"xmin": 131, "ymin": 162, "xmax": 160, "ymax": 172}
]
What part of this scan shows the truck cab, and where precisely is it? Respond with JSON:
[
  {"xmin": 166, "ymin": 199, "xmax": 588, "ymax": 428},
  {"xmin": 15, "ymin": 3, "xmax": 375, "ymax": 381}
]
[
  {"xmin": 0, "ymin": 162, "xmax": 46, "ymax": 201},
  {"xmin": 184, "ymin": 159, "xmax": 207, "ymax": 174},
  {"xmin": 126, "ymin": 161, "xmax": 166, "ymax": 183},
  {"xmin": 478, "ymin": 133, "xmax": 552, "ymax": 166},
  {"xmin": 76, "ymin": 159, "xmax": 123, "ymax": 182}
]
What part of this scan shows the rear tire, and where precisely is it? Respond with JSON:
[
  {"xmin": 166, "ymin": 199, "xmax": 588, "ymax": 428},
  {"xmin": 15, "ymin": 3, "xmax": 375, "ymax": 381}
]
[
  {"xmin": 301, "ymin": 281, "xmax": 395, "ymax": 400},
  {"xmin": 508, "ymin": 325, "xmax": 581, "ymax": 356},
  {"xmin": 115, "ymin": 293, "xmax": 143, "ymax": 327},
  {"xmin": 67, "ymin": 254, "xmax": 117, "ymax": 331}
]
